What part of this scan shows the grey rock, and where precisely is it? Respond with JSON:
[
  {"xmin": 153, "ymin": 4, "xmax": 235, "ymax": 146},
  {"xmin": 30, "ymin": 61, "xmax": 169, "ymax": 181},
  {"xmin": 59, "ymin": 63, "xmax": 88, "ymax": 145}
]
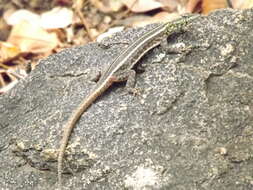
[{"xmin": 1, "ymin": 8, "xmax": 253, "ymax": 190}]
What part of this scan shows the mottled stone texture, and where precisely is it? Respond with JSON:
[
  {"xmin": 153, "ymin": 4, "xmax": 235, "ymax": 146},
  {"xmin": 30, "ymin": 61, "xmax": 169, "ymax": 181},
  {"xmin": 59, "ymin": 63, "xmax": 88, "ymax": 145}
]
[{"xmin": 0, "ymin": 8, "xmax": 253, "ymax": 190}]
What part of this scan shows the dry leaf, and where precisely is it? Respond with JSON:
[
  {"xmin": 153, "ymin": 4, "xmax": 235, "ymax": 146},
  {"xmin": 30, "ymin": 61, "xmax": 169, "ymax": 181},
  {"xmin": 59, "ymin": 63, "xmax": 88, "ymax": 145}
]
[
  {"xmin": 5, "ymin": 7, "xmax": 73, "ymax": 29},
  {"xmin": 90, "ymin": 0, "xmax": 125, "ymax": 13},
  {"xmin": 40, "ymin": 7, "xmax": 73, "ymax": 29},
  {"xmin": 127, "ymin": 12, "xmax": 180, "ymax": 27},
  {"xmin": 152, "ymin": 12, "xmax": 181, "ymax": 22},
  {"xmin": 97, "ymin": 26, "xmax": 124, "ymax": 42},
  {"xmin": 0, "ymin": 41, "xmax": 21, "ymax": 62},
  {"xmin": 109, "ymin": 0, "xmax": 125, "ymax": 11},
  {"xmin": 158, "ymin": 0, "xmax": 182, "ymax": 12},
  {"xmin": 5, "ymin": 9, "xmax": 40, "ymax": 26},
  {"xmin": 8, "ymin": 20, "xmax": 59, "ymax": 54},
  {"xmin": 202, "ymin": 0, "xmax": 229, "ymax": 14},
  {"xmin": 232, "ymin": 0, "xmax": 253, "ymax": 9},
  {"xmin": 186, "ymin": 0, "xmax": 201, "ymax": 13},
  {"xmin": 123, "ymin": 0, "xmax": 163, "ymax": 12}
]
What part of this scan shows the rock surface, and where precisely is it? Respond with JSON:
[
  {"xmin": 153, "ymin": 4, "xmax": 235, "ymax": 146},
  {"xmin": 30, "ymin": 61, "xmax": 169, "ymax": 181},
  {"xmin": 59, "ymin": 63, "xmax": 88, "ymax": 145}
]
[{"xmin": 1, "ymin": 9, "xmax": 253, "ymax": 190}]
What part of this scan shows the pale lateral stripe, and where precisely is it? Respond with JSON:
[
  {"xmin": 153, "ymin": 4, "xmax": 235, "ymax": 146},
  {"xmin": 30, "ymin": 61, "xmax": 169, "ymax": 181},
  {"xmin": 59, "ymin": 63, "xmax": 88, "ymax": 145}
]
[{"xmin": 95, "ymin": 23, "xmax": 168, "ymax": 92}]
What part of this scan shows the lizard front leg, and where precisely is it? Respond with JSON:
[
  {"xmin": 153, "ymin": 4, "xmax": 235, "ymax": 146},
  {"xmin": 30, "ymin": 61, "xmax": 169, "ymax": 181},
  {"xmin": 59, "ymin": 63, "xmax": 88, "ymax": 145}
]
[{"xmin": 112, "ymin": 69, "xmax": 139, "ymax": 94}]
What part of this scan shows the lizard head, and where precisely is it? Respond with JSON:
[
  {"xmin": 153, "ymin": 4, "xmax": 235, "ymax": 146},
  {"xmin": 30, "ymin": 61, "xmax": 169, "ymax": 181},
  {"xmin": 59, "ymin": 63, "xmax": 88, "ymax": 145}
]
[{"xmin": 165, "ymin": 14, "xmax": 199, "ymax": 35}]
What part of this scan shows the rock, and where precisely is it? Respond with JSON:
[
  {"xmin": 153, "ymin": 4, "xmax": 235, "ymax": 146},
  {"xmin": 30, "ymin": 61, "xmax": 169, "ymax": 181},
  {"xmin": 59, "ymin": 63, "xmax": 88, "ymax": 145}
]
[{"xmin": 0, "ymin": 8, "xmax": 253, "ymax": 190}]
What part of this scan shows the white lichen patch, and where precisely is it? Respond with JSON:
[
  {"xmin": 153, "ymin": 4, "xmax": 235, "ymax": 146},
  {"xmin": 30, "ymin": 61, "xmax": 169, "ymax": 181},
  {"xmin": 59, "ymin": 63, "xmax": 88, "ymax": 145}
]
[
  {"xmin": 42, "ymin": 148, "xmax": 58, "ymax": 160},
  {"xmin": 124, "ymin": 166, "xmax": 160, "ymax": 190},
  {"xmin": 220, "ymin": 43, "xmax": 235, "ymax": 57}
]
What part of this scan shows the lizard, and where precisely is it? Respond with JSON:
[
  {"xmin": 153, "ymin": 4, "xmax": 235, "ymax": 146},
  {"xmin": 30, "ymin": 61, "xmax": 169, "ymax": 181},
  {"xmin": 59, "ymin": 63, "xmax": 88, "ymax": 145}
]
[{"xmin": 57, "ymin": 14, "xmax": 199, "ymax": 189}]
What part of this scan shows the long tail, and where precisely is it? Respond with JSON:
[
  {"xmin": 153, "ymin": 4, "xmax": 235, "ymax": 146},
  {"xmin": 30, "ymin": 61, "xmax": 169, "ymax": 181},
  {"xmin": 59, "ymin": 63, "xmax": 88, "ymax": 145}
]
[{"xmin": 57, "ymin": 81, "xmax": 112, "ymax": 189}]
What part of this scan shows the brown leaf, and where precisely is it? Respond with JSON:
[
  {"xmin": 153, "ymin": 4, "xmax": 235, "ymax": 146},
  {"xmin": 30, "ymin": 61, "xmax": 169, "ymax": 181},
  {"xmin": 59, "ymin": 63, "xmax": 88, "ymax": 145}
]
[
  {"xmin": 186, "ymin": 0, "xmax": 202, "ymax": 13},
  {"xmin": 0, "ymin": 41, "xmax": 21, "ymax": 62},
  {"xmin": 202, "ymin": 0, "xmax": 229, "ymax": 15},
  {"xmin": 7, "ymin": 20, "xmax": 60, "ymax": 54}
]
